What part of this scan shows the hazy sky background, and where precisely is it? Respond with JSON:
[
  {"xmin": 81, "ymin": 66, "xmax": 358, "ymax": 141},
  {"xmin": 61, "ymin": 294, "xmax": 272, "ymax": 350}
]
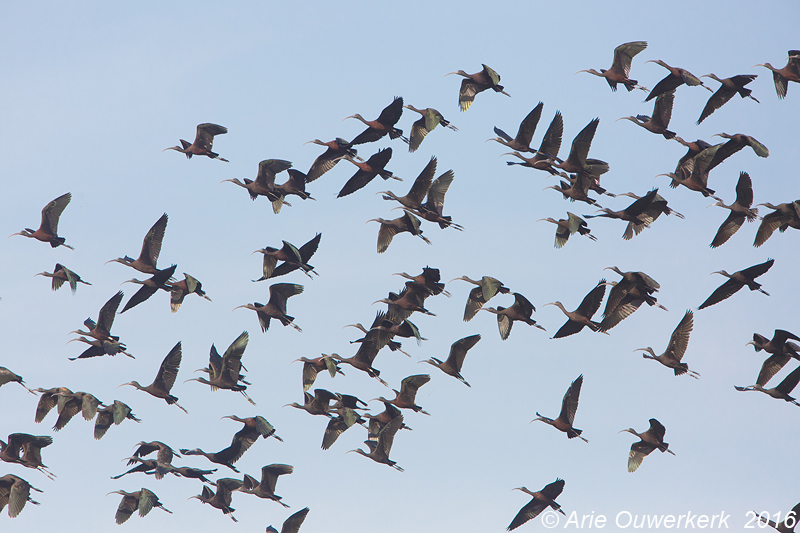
[{"xmin": 2, "ymin": 2, "xmax": 799, "ymax": 531}]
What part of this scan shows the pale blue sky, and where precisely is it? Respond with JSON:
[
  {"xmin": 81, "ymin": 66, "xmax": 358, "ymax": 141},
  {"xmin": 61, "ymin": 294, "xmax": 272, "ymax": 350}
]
[{"xmin": 2, "ymin": 2, "xmax": 799, "ymax": 531}]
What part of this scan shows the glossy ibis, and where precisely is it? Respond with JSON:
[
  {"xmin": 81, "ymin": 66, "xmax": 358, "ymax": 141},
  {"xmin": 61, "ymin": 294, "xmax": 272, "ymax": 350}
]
[
  {"xmin": 537, "ymin": 212, "xmax": 596, "ymax": 248},
  {"xmin": 338, "ymin": 147, "xmax": 399, "ymax": 198},
  {"xmin": 348, "ymin": 412, "xmax": 404, "ymax": 471},
  {"xmin": 234, "ymin": 283, "xmax": 303, "ymax": 332},
  {"xmin": 635, "ymin": 310, "xmax": 699, "ymax": 378},
  {"xmin": 0, "ymin": 474, "xmax": 42, "ymax": 518},
  {"xmin": 304, "ymin": 138, "xmax": 357, "ymax": 182},
  {"xmin": 532, "ymin": 375, "xmax": 588, "ymax": 442},
  {"xmin": 240, "ymin": 464, "xmax": 292, "ymax": 507},
  {"xmin": 446, "ymin": 64, "xmax": 510, "ymax": 111},
  {"xmin": 163, "ymin": 123, "xmax": 228, "ymax": 161},
  {"xmin": 709, "ymin": 171, "xmax": 759, "ymax": 248},
  {"xmin": 753, "ymin": 51, "xmax": 800, "ymax": 99},
  {"xmin": 577, "ymin": 41, "xmax": 648, "ymax": 91},
  {"xmin": 507, "ymin": 479, "xmax": 566, "ymax": 530},
  {"xmin": 120, "ymin": 264, "xmax": 177, "ymax": 313},
  {"xmin": 404, "ymin": 105, "xmax": 457, "ymax": 152},
  {"xmin": 545, "ymin": 280, "xmax": 606, "ymax": 338},
  {"xmin": 345, "ymin": 96, "xmax": 406, "ymax": 145},
  {"xmin": 36, "ymin": 263, "xmax": 90, "ymax": 293},
  {"xmin": 9, "ymin": 192, "xmax": 73, "ymax": 249},
  {"xmin": 119, "ymin": 342, "xmax": 187, "ymax": 413},
  {"xmin": 488, "ymin": 102, "xmax": 543, "ymax": 152},
  {"xmin": 253, "ymin": 233, "xmax": 320, "ymax": 281},
  {"xmin": 697, "ymin": 74, "xmax": 759, "ymax": 124},
  {"xmin": 168, "ymin": 273, "xmax": 211, "ymax": 312},
  {"xmin": 620, "ymin": 418, "xmax": 675, "ymax": 472},
  {"xmin": 422, "ymin": 334, "xmax": 480, "ymax": 387},
  {"xmin": 106, "ymin": 213, "xmax": 168, "ymax": 275},
  {"xmin": 367, "ymin": 212, "xmax": 431, "ymax": 253},
  {"xmin": 699, "ymin": 259, "xmax": 773, "ymax": 310},
  {"xmin": 481, "ymin": 292, "xmax": 546, "ymax": 339},
  {"xmin": 107, "ymin": 488, "xmax": 171, "ymax": 525},
  {"xmin": 617, "ymin": 91, "xmax": 675, "ymax": 138},
  {"xmin": 644, "ymin": 59, "xmax": 712, "ymax": 101},
  {"xmin": 188, "ymin": 478, "xmax": 242, "ymax": 521},
  {"xmin": 754, "ymin": 201, "xmax": 800, "ymax": 247}
]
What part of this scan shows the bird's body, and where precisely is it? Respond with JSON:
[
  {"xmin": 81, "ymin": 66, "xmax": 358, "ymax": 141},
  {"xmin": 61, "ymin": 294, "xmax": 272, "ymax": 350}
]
[
  {"xmin": 348, "ymin": 412, "xmax": 404, "ymax": 471},
  {"xmin": 706, "ymin": 133, "xmax": 769, "ymax": 174},
  {"xmin": 188, "ymin": 331, "xmax": 254, "ymax": 403},
  {"xmin": 645, "ymin": 59, "xmax": 712, "ymax": 101},
  {"xmin": 9, "ymin": 192, "xmax": 73, "ymax": 249},
  {"xmin": 167, "ymin": 273, "xmax": 211, "ymax": 312},
  {"xmin": 221, "ymin": 159, "xmax": 292, "ymax": 204},
  {"xmin": 379, "ymin": 156, "xmax": 437, "ymax": 212},
  {"xmin": 188, "ymin": 478, "xmax": 242, "ymax": 521},
  {"xmin": 293, "ymin": 355, "xmax": 344, "ymax": 392},
  {"xmin": 697, "ymin": 74, "xmax": 759, "ymax": 124},
  {"xmin": 51, "ymin": 390, "xmax": 103, "ymax": 431},
  {"xmin": 0, "ymin": 474, "xmax": 42, "ymax": 518},
  {"xmin": 507, "ymin": 479, "xmax": 566, "ymax": 531},
  {"xmin": 699, "ymin": 259, "xmax": 773, "ymax": 310},
  {"xmin": 374, "ymin": 374, "xmax": 431, "ymax": 415},
  {"xmin": 735, "ymin": 364, "xmax": 800, "ymax": 406},
  {"xmin": 36, "ymin": 263, "xmax": 90, "ymax": 293},
  {"xmin": 405, "ymin": 105, "xmax": 457, "ymax": 152},
  {"xmin": 164, "ymin": 123, "xmax": 228, "ymax": 161},
  {"xmin": 754, "ymin": 201, "xmax": 800, "ymax": 247},
  {"xmin": 538, "ymin": 213, "xmax": 596, "ymax": 248},
  {"xmin": 754, "ymin": 52, "xmax": 800, "ymax": 99},
  {"xmin": 481, "ymin": 292, "xmax": 546, "ymax": 340},
  {"xmin": 600, "ymin": 267, "xmax": 665, "ymax": 332},
  {"xmin": 71, "ymin": 290, "xmax": 124, "ymax": 342},
  {"xmin": 577, "ymin": 41, "xmax": 648, "ymax": 91},
  {"xmin": 546, "ymin": 280, "xmax": 606, "ymax": 338},
  {"xmin": 338, "ymin": 148, "xmax": 399, "ymax": 198},
  {"xmin": 618, "ymin": 91, "xmax": 675, "ymax": 138},
  {"xmin": 532, "ymin": 375, "xmax": 588, "ymax": 442},
  {"xmin": 620, "ymin": 418, "xmax": 675, "ymax": 472},
  {"xmin": 489, "ymin": 102, "xmax": 543, "ymax": 152},
  {"xmin": 239, "ymin": 464, "xmax": 293, "ymax": 507},
  {"xmin": 709, "ymin": 171, "xmax": 758, "ymax": 248},
  {"xmin": 106, "ymin": 213, "xmax": 168, "ymax": 275},
  {"xmin": 368, "ymin": 212, "xmax": 431, "ymax": 253},
  {"xmin": 93, "ymin": 401, "xmax": 140, "ymax": 440},
  {"xmin": 452, "ymin": 275, "xmax": 510, "ymax": 322},
  {"xmin": 180, "ymin": 429, "xmax": 257, "ymax": 473},
  {"xmin": 305, "ymin": 138, "xmax": 357, "ymax": 182},
  {"xmin": 253, "ymin": 237, "xmax": 316, "ymax": 281},
  {"xmin": 0, "ymin": 367, "xmax": 33, "ymax": 393},
  {"xmin": 234, "ymin": 283, "xmax": 303, "ymax": 332},
  {"xmin": 423, "ymin": 334, "xmax": 481, "ymax": 387},
  {"xmin": 119, "ymin": 342, "xmax": 187, "ymax": 413},
  {"xmin": 636, "ymin": 310, "xmax": 698, "ymax": 378},
  {"xmin": 346, "ymin": 97, "xmax": 405, "ymax": 145},
  {"xmin": 120, "ymin": 264, "xmax": 177, "ymax": 313},
  {"xmin": 107, "ymin": 488, "xmax": 171, "ymax": 525},
  {"xmin": 285, "ymin": 388, "xmax": 339, "ymax": 417},
  {"xmin": 446, "ymin": 64, "xmax": 510, "ymax": 111}
]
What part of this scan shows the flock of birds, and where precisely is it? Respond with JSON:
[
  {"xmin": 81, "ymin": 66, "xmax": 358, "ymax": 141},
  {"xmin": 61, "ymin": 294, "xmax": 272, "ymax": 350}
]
[{"xmin": 3, "ymin": 41, "xmax": 800, "ymax": 532}]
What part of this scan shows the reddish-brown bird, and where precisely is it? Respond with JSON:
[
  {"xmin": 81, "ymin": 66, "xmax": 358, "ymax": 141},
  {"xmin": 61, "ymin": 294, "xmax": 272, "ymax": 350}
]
[
  {"xmin": 9, "ymin": 192, "xmax": 73, "ymax": 249},
  {"xmin": 106, "ymin": 213, "xmax": 168, "ymax": 275},
  {"xmin": 446, "ymin": 64, "xmax": 510, "ymax": 111},
  {"xmin": 577, "ymin": 41, "xmax": 648, "ymax": 92},
  {"xmin": 531, "ymin": 375, "xmax": 588, "ymax": 442},
  {"xmin": 163, "ymin": 123, "xmax": 229, "ymax": 161}
]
